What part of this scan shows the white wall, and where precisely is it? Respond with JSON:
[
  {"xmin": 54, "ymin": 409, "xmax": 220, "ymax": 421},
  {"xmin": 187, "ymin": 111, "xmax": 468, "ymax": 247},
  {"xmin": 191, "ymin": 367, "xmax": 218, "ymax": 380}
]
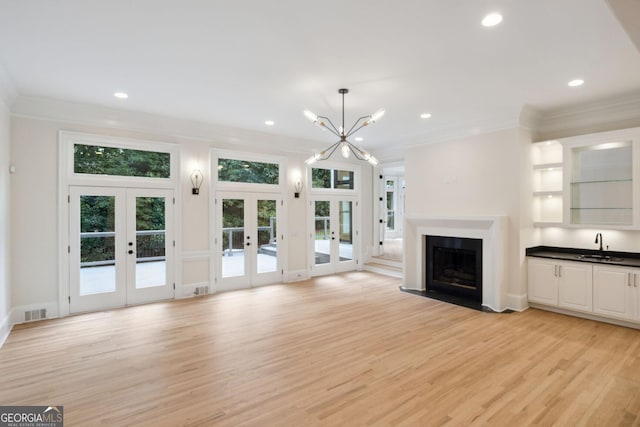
[
  {"xmin": 0, "ymin": 99, "xmax": 11, "ymax": 345},
  {"xmin": 404, "ymin": 127, "xmax": 531, "ymax": 308},
  {"xmin": 9, "ymin": 113, "xmax": 375, "ymax": 317}
]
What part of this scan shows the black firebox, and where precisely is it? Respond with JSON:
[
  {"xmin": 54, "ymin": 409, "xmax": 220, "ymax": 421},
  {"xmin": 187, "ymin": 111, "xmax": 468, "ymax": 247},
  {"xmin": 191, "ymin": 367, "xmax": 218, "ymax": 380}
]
[{"xmin": 425, "ymin": 235, "xmax": 483, "ymax": 304}]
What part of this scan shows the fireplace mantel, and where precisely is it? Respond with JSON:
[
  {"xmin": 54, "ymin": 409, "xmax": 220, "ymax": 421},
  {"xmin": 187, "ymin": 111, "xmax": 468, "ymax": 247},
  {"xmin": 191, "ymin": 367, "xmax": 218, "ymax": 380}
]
[{"xmin": 403, "ymin": 215, "xmax": 509, "ymax": 312}]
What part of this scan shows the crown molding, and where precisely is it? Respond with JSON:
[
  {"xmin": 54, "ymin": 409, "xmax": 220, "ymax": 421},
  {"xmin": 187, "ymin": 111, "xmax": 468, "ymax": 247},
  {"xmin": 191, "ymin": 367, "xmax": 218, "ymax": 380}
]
[
  {"xmin": 10, "ymin": 95, "xmax": 322, "ymax": 156},
  {"xmin": 402, "ymin": 107, "xmax": 523, "ymax": 151},
  {"xmin": 0, "ymin": 64, "xmax": 18, "ymax": 112},
  {"xmin": 535, "ymin": 90, "xmax": 640, "ymax": 141}
]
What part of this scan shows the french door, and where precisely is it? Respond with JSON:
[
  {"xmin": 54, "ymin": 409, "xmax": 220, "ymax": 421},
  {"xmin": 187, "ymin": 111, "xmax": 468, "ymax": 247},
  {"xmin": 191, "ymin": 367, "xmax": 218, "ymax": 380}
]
[
  {"xmin": 310, "ymin": 197, "xmax": 358, "ymax": 276},
  {"xmin": 69, "ymin": 186, "xmax": 174, "ymax": 313},
  {"xmin": 215, "ymin": 192, "xmax": 283, "ymax": 291}
]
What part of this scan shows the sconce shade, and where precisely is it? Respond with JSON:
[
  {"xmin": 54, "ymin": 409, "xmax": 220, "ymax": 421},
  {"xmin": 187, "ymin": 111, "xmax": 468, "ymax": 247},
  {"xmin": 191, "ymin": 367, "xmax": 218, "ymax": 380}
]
[
  {"xmin": 190, "ymin": 169, "xmax": 203, "ymax": 195},
  {"xmin": 294, "ymin": 178, "xmax": 303, "ymax": 198}
]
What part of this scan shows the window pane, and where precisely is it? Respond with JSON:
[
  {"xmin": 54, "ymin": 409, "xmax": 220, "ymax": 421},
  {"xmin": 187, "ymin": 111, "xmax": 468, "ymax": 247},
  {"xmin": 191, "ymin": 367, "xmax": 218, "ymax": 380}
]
[
  {"xmin": 218, "ymin": 158, "xmax": 279, "ymax": 184},
  {"xmin": 314, "ymin": 201, "xmax": 330, "ymax": 265},
  {"xmin": 74, "ymin": 144, "xmax": 170, "ymax": 178},
  {"xmin": 312, "ymin": 168, "xmax": 332, "ymax": 188},
  {"xmin": 257, "ymin": 199, "xmax": 277, "ymax": 274},
  {"xmin": 386, "ymin": 180, "xmax": 394, "ymax": 190},
  {"xmin": 222, "ymin": 199, "xmax": 245, "ymax": 278},
  {"xmin": 135, "ymin": 197, "xmax": 166, "ymax": 289},
  {"xmin": 334, "ymin": 170, "xmax": 354, "ymax": 189},
  {"xmin": 386, "ymin": 192, "xmax": 394, "ymax": 210},
  {"xmin": 80, "ymin": 195, "xmax": 116, "ymax": 295},
  {"xmin": 339, "ymin": 201, "xmax": 353, "ymax": 261}
]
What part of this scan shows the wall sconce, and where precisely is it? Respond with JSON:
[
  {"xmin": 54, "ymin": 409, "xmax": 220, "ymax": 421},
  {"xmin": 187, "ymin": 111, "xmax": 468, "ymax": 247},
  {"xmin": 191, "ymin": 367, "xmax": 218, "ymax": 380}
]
[
  {"xmin": 190, "ymin": 169, "xmax": 203, "ymax": 195},
  {"xmin": 294, "ymin": 178, "xmax": 303, "ymax": 198}
]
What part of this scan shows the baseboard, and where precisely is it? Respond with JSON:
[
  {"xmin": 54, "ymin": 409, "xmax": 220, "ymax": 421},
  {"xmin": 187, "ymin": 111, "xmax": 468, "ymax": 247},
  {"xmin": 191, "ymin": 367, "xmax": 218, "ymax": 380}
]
[
  {"xmin": 178, "ymin": 282, "xmax": 211, "ymax": 299},
  {"xmin": 529, "ymin": 303, "xmax": 640, "ymax": 330},
  {"xmin": 0, "ymin": 310, "xmax": 12, "ymax": 348},
  {"xmin": 506, "ymin": 293, "xmax": 529, "ymax": 312},
  {"xmin": 287, "ymin": 270, "xmax": 308, "ymax": 282},
  {"xmin": 10, "ymin": 301, "xmax": 60, "ymax": 326}
]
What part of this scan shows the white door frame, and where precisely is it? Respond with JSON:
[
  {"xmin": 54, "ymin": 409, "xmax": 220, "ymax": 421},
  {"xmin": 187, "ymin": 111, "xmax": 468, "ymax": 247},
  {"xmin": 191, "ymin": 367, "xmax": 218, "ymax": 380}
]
[
  {"xmin": 68, "ymin": 186, "xmax": 175, "ymax": 313},
  {"xmin": 213, "ymin": 192, "xmax": 284, "ymax": 291},
  {"xmin": 309, "ymin": 196, "xmax": 360, "ymax": 277},
  {"xmin": 58, "ymin": 131, "xmax": 180, "ymax": 317}
]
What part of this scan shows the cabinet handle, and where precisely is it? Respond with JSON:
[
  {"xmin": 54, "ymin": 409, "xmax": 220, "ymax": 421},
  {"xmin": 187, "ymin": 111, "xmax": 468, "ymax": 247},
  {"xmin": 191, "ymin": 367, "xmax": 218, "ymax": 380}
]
[
  {"xmin": 558, "ymin": 265, "xmax": 561, "ymax": 278},
  {"xmin": 635, "ymin": 273, "xmax": 638, "ymax": 288},
  {"xmin": 628, "ymin": 273, "xmax": 633, "ymax": 287},
  {"xmin": 553, "ymin": 265, "xmax": 557, "ymax": 277}
]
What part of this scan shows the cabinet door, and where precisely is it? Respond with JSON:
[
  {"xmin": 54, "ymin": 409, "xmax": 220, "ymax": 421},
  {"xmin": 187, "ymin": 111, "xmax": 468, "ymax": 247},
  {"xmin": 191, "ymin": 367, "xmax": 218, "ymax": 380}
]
[
  {"xmin": 557, "ymin": 261, "xmax": 592, "ymax": 312},
  {"xmin": 528, "ymin": 258, "xmax": 558, "ymax": 305},
  {"xmin": 593, "ymin": 265, "xmax": 635, "ymax": 320}
]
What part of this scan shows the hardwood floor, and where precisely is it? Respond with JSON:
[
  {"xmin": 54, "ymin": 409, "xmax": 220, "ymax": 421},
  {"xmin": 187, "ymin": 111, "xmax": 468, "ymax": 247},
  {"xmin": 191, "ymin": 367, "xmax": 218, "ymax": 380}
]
[{"xmin": 1, "ymin": 271, "xmax": 639, "ymax": 426}]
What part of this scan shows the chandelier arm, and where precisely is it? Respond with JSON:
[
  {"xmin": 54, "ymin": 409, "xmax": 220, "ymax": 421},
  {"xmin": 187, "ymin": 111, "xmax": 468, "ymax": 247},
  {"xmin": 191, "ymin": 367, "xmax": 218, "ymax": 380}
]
[
  {"xmin": 317, "ymin": 115, "xmax": 342, "ymax": 137},
  {"xmin": 345, "ymin": 116, "xmax": 371, "ymax": 137},
  {"xmin": 346, "ymin": 142, "xmax": 366, "ymax": 160},
  {"xmin": 321, "ymin": 141, "xmax": 341, "ymax": 159}
]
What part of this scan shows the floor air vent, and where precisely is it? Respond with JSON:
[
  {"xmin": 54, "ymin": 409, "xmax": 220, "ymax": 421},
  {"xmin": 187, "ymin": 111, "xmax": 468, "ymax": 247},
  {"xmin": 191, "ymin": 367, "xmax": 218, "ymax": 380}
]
[
  {"xmin": 24, "ymin": 308, "xmax": 47, "ymax": 322},
  {"xmin": 194, "ymin": 286, "xmax": 209, "ymax": 296}
]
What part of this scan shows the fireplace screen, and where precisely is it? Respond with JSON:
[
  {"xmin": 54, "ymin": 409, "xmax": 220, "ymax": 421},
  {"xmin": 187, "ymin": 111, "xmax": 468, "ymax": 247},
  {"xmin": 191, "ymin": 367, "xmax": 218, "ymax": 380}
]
[{"xmin": 425, "ymin": 235, "xmax": 482, "ymax": 302}]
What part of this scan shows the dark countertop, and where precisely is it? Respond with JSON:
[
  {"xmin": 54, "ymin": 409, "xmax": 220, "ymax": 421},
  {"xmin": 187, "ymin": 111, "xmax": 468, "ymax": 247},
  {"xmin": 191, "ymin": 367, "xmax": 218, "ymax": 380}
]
[{"xmin": 526, "ymin": 246, "xmax": 640, "ymax": 268}]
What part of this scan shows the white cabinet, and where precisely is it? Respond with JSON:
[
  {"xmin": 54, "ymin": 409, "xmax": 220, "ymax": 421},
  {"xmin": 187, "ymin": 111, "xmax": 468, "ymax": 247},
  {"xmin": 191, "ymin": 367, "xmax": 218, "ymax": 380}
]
[
  {"xmin": 528, "ymin": 258, "xmax": 558, "ymax": 305},
  {"xmin": 593, "ymin": 265, "xmax": 640, "ymax": 321},
  {"xmin": 528, "ymin": 258, "xmax": 592, "ymax": 312}
]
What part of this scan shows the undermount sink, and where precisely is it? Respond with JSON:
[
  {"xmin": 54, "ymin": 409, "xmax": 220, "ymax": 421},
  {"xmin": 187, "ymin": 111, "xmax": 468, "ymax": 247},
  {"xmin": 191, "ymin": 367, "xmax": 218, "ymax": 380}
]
[{"xmin": 574, "ymin": 254, "xmax": 625, "ymax": 262}]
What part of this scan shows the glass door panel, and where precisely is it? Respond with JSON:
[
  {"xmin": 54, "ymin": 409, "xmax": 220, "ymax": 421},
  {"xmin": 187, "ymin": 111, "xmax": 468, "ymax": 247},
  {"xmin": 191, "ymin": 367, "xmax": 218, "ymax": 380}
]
[
  {"xmin": 221, "ymin": 199, "xmax": 246, "ymax": 278},
  {"xmin": 134, "ymin": 196, "xmax": 167, "ymax": 289},
  {"xmin": 339, "ymin": 201, "xmax": 353, "ymax": 262},
  {"xmin": 314, "ymin": 201, "xmax": 331, "ymax": 266},
  {"xmin": 126, "ymin": 189, "xmax": 174, "ymax": 305},
  {"xmin": 79, "ymin": 195, "xmax": 117, "ymax": 295},
  {"xmin": 256, "ymin": 199, "xmax": 277, "ymax": 274},
  {"xmin": 70, "ymin": 187, "xmax": 126, "ymax": 313}
]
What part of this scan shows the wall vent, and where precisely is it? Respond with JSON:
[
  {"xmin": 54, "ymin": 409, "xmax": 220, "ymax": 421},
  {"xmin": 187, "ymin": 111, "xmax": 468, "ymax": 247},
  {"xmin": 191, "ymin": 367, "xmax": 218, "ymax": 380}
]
[
  {"xmin": 24, "ymin": 308, "xmax": 47, "ymax": 322},
  {"xmin": 194, "ymin": 286, "xmax": 209, "ymax": 296}
]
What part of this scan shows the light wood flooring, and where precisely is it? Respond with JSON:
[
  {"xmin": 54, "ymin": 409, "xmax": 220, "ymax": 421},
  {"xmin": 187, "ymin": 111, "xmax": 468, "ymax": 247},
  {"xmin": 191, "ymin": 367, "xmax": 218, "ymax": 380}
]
[{"xmin": 1, "ymin": 271, "xmax": 639, "ymax": 426}]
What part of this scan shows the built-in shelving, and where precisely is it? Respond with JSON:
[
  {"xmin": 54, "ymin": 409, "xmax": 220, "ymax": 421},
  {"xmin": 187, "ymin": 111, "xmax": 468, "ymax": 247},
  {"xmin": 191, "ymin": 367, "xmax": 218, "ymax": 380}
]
[
  {"xmin": 569, "ymin": 140, "xmax": 633, "ymax": 226},
  {"xmin": 532, "ymin": 141, "xmax": 563, "ymax": 225}
]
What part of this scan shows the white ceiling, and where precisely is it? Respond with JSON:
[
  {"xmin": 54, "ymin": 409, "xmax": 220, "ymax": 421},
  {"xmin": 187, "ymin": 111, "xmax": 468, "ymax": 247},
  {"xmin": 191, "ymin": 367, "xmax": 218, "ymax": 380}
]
[{"xmin": 1, "ymin": 0, "xmax": 639, "ymax": 159}]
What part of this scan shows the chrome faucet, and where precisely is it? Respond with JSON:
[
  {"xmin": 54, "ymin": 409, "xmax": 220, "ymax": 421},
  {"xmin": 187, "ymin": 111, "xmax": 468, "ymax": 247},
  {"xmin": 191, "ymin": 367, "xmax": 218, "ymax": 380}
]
[{"xmin": 595, "ymin": 233, "xmax": 603, "ymax": 253}]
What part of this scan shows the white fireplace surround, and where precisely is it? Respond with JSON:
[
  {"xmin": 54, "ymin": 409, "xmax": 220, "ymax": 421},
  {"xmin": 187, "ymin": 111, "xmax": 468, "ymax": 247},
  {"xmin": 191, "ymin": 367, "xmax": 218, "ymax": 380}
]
[{"xmin": 403, "ymin": 215, "xmax": 509, "ymax": 312}]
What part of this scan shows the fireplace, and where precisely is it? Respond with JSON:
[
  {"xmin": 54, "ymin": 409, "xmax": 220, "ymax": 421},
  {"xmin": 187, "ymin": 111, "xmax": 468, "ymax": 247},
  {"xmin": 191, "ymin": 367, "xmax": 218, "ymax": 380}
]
[{"xmin": 425, "ymin": 235, "xmax": 482, "ymax": 304}]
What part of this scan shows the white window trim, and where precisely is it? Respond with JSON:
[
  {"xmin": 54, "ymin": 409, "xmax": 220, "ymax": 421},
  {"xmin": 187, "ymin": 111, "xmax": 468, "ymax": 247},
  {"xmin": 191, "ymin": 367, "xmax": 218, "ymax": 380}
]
[
  {"xmin": 307, "ymin": 161, "xmax": 361, "ymax": 195},
  {"xmin": 58, "ymin": 131, "xmax": 182, "ymax": 318},
  {"xmin": 61, "ymin": 131, "xmax": 179, "ymax": 188}
]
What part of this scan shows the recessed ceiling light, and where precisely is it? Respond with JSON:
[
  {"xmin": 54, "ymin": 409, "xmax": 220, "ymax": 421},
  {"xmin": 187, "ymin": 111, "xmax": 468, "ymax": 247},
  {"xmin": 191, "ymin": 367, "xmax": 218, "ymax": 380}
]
[
  {"xmin": 482, "ymin": 13, "xmax": 503, "ymax": 27},
  {"xmin": 264, "ymin": 120, "xmax": 275, "ymax": 126},
  {"xmin": 114, "ymin": 92, "xmax": 128, "ymax": 99},
  {"xmin": 355, "ymin": 137, "xmax": 364, "ymax": 142},
  {"xmin": 420, "ymin": 113, "xmax": 432, "ymax": 119},
  {"xmin": 568, "ymin": 79, "xmax": 584, "ymax": 87}
]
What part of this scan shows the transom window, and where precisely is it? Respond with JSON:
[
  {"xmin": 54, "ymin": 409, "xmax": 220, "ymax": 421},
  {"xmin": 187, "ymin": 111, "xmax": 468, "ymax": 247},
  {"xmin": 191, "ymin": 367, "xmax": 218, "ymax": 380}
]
[
  {"xmin": 312, "ymin": 168, "xmax": 355, "ymax": 190},
  {"xmin": 217, "ymin": 158, "xmax": 280, "ymax": 185},
  {"xmin": 74, "ymin": 144, "xmax": 171, "ymax": 178}
]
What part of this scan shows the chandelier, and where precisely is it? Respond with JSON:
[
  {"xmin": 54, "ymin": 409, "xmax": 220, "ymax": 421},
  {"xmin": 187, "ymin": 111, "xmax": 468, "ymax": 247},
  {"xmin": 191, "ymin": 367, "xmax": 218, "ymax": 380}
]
[{"xmin": 303, "ymin": 88, "xmax": 384, "ymax": 166}]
